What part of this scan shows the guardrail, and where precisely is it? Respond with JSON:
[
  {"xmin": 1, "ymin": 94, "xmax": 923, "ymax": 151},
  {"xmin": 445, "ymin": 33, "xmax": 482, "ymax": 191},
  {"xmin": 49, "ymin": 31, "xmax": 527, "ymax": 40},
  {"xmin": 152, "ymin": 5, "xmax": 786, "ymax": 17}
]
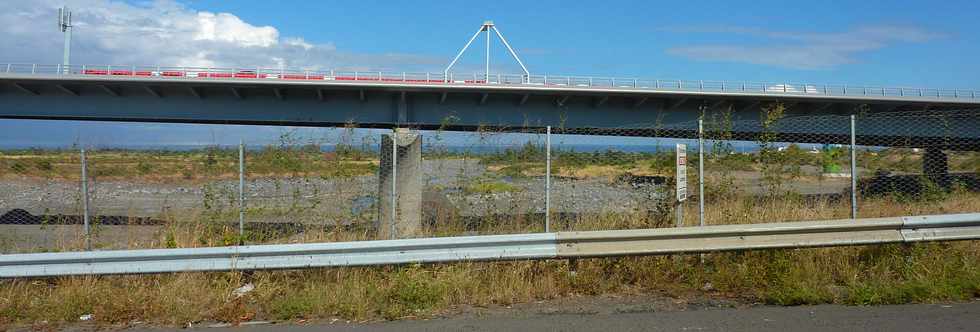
[
  {"xmin": 2, "ymin": 213, "xmax": 978, "ymax": 278},
  {"xmin": 1, "ymin": 63, "xmax": 978, "ymax": 101}
]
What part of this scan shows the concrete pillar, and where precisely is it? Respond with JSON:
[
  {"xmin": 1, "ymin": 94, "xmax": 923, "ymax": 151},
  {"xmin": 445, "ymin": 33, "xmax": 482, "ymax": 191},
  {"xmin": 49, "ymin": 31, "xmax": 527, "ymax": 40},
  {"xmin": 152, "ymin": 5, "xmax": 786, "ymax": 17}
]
[
  {"xmin": 378, "ymin": 129, "xmax": 422, "ymax": 238},
  {"xmin": 923, "ymin": 148, "xmax": 949, "ymax": 188}
]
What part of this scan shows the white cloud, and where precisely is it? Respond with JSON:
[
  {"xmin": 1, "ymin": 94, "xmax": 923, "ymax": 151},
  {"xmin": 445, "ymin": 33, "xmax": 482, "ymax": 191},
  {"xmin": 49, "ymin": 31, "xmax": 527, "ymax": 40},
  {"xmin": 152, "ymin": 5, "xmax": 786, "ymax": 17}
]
[
  {"xmin": 193, "ymin": 12, "xmax": 278, "ymax": 48},
  {"xmin": 0, "ymin": 0, "xmax": 440, "ymax": 70},
  {"xmin": 664, "ymin": 25, "xmax": 943, "ymax": 70}
]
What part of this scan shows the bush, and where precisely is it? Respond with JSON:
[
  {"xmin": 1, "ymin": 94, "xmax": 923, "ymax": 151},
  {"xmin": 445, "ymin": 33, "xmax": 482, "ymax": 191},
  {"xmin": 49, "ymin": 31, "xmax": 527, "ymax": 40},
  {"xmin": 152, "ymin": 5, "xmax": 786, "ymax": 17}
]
[
  {"xmin": 9, "ymin": 162, "xmax": 27, "ymax": 174},
  {"xmin": 34, "ymin": 159, "xmax": 53, "ymax": 172}
]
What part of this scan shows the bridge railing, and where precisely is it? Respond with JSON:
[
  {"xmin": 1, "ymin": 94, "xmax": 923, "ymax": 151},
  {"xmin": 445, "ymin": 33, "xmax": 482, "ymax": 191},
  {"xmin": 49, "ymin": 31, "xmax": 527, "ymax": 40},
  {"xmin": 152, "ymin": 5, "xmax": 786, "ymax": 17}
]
[{"xmin": 1, "ymin": 63, "xmax": 979, "ymax": 101}]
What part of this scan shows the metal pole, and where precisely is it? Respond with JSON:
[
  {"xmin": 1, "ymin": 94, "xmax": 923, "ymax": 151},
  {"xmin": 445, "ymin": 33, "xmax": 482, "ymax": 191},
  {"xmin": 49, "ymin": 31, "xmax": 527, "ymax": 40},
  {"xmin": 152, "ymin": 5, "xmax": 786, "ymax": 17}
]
[
  {"xmin": 545, "ymin": 126, "xmax": 552, "ymax": 232},
  {"xmin": 444, "ymin": 25, "xmax": 485, "ymax": 81},
  {"xmin": 675, "ymin": 199, "xmax": 684, "ymax": 228},
  {"xmin": 850, "ymin": 115, "xmax": 858, "ymax": 219},
  {"xmin": 485, "ymin": 23, "xmax": 491, "ymax": 82},
  {"xmin": 80, "ymin": 149, "xmax": 91, "ymax": 250},
  {"xmin": 238, "ymin": 140, "xmax": 245, "ymax": 242},
  {"xmin": 698, "ymin": 119, "xmax": 705, "ymax": 227},
  {"xmin": 62, "ymin": 20, "xmax": 72, "ymax": 72},
  {"xmin": 491, "ymin": 26, "xmax": 530, "ymax": 81},
  {"xmin": 390, "ymin": 132, "xmax": 398, "ymax": 239}
]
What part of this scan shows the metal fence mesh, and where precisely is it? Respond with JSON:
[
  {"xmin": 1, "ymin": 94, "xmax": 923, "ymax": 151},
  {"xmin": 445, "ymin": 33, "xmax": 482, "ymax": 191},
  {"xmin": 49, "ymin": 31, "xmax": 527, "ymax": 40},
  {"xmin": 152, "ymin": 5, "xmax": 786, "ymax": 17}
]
[
  {"xmin": 246, "ymin": 129, "xmax": 379, "ymax": 244},
  {"xmin": 417, "ymin": 129, "xmax": 547, "ymax": 236},
  {"xmin": 1, "ymin": 106, "xmax": 979, "ymax": 253},
  {"xmin": 0, "ymin": 150, "xmax": 86, "ymax": 253}
]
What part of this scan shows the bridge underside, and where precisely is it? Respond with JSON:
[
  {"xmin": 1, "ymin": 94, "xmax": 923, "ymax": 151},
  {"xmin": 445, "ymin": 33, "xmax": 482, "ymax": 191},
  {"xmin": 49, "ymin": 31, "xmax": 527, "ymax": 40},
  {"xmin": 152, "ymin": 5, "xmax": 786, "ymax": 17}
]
[{"xmin": 2, "ymin": 78, "xmax": 979, "ymax": 150}]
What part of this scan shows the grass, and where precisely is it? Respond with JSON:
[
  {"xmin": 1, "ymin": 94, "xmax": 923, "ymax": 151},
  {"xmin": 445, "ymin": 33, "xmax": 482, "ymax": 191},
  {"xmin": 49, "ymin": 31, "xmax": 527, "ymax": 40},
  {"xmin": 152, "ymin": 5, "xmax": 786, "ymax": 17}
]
[
  {"xmin": 1, "ymin": 241, "xmax": 977, "ymax": 328},
  {"xmin": 464, "ymin": 179, "xmax": 522, "ymax": 195},
  {"xmin": 0, "ymin": 146, "xmax": 378, "ymax": 183},
  {"xmin": 2, "ymin": 193, "xmax": 979, "ymax": 328},
  {"xmin": 2, "ymin": 145, "xmax": 980, "ymax": 328}
]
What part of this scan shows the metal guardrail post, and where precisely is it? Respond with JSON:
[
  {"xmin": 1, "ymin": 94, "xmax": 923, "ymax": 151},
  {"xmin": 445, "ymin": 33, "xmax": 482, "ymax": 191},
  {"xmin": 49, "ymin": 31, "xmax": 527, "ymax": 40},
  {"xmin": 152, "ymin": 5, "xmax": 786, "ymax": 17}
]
[
  {"xmin": 545, "ymin": 126, "xmax": 552, "ymax": 233},
  {"xmin": 80, "ymin": 149, "xmax": 91, "ymax": 250},
  {"xmin": 850, "ymin": 115, "xmax": 858, "ymax": 220},
  {"xmin": 238, "ymin": 140, "xmax": 246, "ymax": 243},
  {"xmin": 698, "ymin": 119, "xmax": 705, "ymax": 227}
]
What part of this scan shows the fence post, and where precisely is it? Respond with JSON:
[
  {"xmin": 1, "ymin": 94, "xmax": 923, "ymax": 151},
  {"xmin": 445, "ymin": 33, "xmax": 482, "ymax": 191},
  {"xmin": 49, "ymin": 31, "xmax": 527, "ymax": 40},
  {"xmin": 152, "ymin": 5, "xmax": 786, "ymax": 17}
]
[
  {"xmin": 80, "ymin": 149, "xmax": 91, "ymax": 250},
  {"xmin": 238, "ymin": 140, "xmax": 245, "ymax": 243},
  {"xmin": 545, "ymin": 126, "xmax": 552, "ymax": 233},
  {"xmin": 698, "ymin": 119, "xmax": 705, "ymax": 227},
  {"xmin": 850, "ymin": 115, "xmax": 858, "ymax": 219},
  {"xmin": 390, "ymin": 133, "xmax": 398, "ymax": 239}
]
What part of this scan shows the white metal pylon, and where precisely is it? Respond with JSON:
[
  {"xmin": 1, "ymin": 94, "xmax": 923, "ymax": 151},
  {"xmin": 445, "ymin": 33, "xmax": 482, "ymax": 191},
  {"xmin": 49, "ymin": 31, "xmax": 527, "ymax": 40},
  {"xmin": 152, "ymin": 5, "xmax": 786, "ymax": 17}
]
[{"xmin": 444, "ymin": 20, "xmax": 530, "ymax": 83}]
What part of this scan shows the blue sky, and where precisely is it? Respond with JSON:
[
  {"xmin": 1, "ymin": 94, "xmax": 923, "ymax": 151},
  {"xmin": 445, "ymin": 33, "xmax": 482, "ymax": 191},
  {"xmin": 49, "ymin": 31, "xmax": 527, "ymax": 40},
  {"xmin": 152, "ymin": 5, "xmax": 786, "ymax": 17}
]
[
  {"xmin": 0, "ymin": 0, "xmax": 978, "ymax": 148},
  {"xmin": 183, "ymin": 0, "xmax": 980, "ymax": 88}
]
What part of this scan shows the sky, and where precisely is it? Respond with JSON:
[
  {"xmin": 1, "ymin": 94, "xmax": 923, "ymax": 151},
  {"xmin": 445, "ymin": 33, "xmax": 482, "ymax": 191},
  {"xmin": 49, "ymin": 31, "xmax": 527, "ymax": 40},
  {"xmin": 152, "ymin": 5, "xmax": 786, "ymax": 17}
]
[{"xmin": 1, "ymin": 0, "xmax": 978, "ymax": 148}]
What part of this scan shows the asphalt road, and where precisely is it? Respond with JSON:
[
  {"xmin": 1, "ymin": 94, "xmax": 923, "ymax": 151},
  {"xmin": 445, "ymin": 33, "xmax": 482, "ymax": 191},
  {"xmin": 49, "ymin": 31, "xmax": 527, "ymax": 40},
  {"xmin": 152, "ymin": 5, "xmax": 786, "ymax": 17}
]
[{"xmin": 152, "ymin": 301, "xmax": 979, "ymax": 332}]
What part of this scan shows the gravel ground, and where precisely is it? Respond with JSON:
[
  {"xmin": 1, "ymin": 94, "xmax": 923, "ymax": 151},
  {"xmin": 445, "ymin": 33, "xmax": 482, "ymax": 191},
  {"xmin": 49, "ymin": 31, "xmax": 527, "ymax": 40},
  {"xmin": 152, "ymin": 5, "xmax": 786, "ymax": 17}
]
[
  {"xmin": 0, "ymin": 159, "xmax": 674, "ymax": 221},
  {"xmin": 0, "ymin": 159, "xmax": 858, "ymax": 252}
]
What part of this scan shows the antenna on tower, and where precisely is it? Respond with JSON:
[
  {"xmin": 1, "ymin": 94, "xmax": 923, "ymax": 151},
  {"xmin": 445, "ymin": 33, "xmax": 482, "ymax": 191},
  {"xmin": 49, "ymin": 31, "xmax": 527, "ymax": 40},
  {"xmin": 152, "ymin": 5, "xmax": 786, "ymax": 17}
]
[
  {"xmin": 58, "ymin": 6, "xmax": 73, "ymax": 73},
  {"xmin": 444, "ymin": 20, "xmax": 530, "ymax": 83}
]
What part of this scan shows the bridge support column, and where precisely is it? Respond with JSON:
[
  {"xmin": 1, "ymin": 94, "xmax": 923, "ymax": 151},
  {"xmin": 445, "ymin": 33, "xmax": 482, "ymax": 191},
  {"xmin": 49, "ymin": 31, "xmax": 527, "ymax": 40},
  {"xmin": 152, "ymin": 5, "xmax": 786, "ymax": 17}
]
[
  {"xmin": 922, "ymin": 148, "xmax": 949, "ymax": 188},
  {"xmin": 378, "ymin": 129, "xmax": 423, "ymax": 239}
]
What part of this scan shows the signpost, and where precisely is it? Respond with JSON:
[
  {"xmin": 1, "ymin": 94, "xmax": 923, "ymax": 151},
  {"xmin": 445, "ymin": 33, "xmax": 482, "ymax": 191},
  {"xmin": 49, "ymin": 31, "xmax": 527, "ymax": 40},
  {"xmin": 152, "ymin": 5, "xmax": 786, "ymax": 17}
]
[{"xmin": 676, "ymin": 144, "xmax": 687, "ymax": 227}]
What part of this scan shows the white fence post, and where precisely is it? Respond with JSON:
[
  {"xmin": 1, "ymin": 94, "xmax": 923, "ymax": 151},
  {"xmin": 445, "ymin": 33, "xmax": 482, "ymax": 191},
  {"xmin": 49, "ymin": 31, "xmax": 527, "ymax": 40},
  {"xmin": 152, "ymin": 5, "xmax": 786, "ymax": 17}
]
[
  {"xmin": 545, "ymin": 126, "xmax": 552, "ymax": 233},
  {"xmin": 850, "ymin": 115, "xmax": 858, "ymax": 219},
  {"xmin": 80, "ymin": 149, "xmax": 91, "ymax": 250},
  {"xmin": 239, "ymin": 140, "xmax": 246, "ymax": 243},
  {"xmin": 698, "ymin": 119, "xmax": 705, "ymax": 227}
]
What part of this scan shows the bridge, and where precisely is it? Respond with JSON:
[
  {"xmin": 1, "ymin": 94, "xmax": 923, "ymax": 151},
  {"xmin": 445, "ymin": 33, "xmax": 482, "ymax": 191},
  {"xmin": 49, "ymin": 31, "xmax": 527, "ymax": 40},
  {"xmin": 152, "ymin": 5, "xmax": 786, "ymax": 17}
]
[{"xmin": 2, "ymin": 64, "xmax": 980, "ymax": 149}]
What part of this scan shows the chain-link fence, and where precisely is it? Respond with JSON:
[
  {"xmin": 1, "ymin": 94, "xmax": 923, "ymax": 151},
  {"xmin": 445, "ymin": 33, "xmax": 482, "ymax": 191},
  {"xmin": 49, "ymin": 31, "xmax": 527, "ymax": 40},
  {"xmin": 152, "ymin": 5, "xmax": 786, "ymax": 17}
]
[
  {"xmin": 421, "ymin": 129, "xmax": 548, "ymax": 237},
  {"xmin": 856, "ymin": 110, "xmax": 980, "ymax": 217},
  {"xmin": 2, "ymin": 106, "xmax": 979, "ymax": 253}
]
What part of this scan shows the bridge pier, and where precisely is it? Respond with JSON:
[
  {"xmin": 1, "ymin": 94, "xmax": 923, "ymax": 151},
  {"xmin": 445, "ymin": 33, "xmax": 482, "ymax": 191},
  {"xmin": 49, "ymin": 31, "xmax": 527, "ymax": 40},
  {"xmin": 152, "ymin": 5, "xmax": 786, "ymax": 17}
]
[{"xmin": 377, "ymin": 129, "xmax": 423, "ymax": 239}]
